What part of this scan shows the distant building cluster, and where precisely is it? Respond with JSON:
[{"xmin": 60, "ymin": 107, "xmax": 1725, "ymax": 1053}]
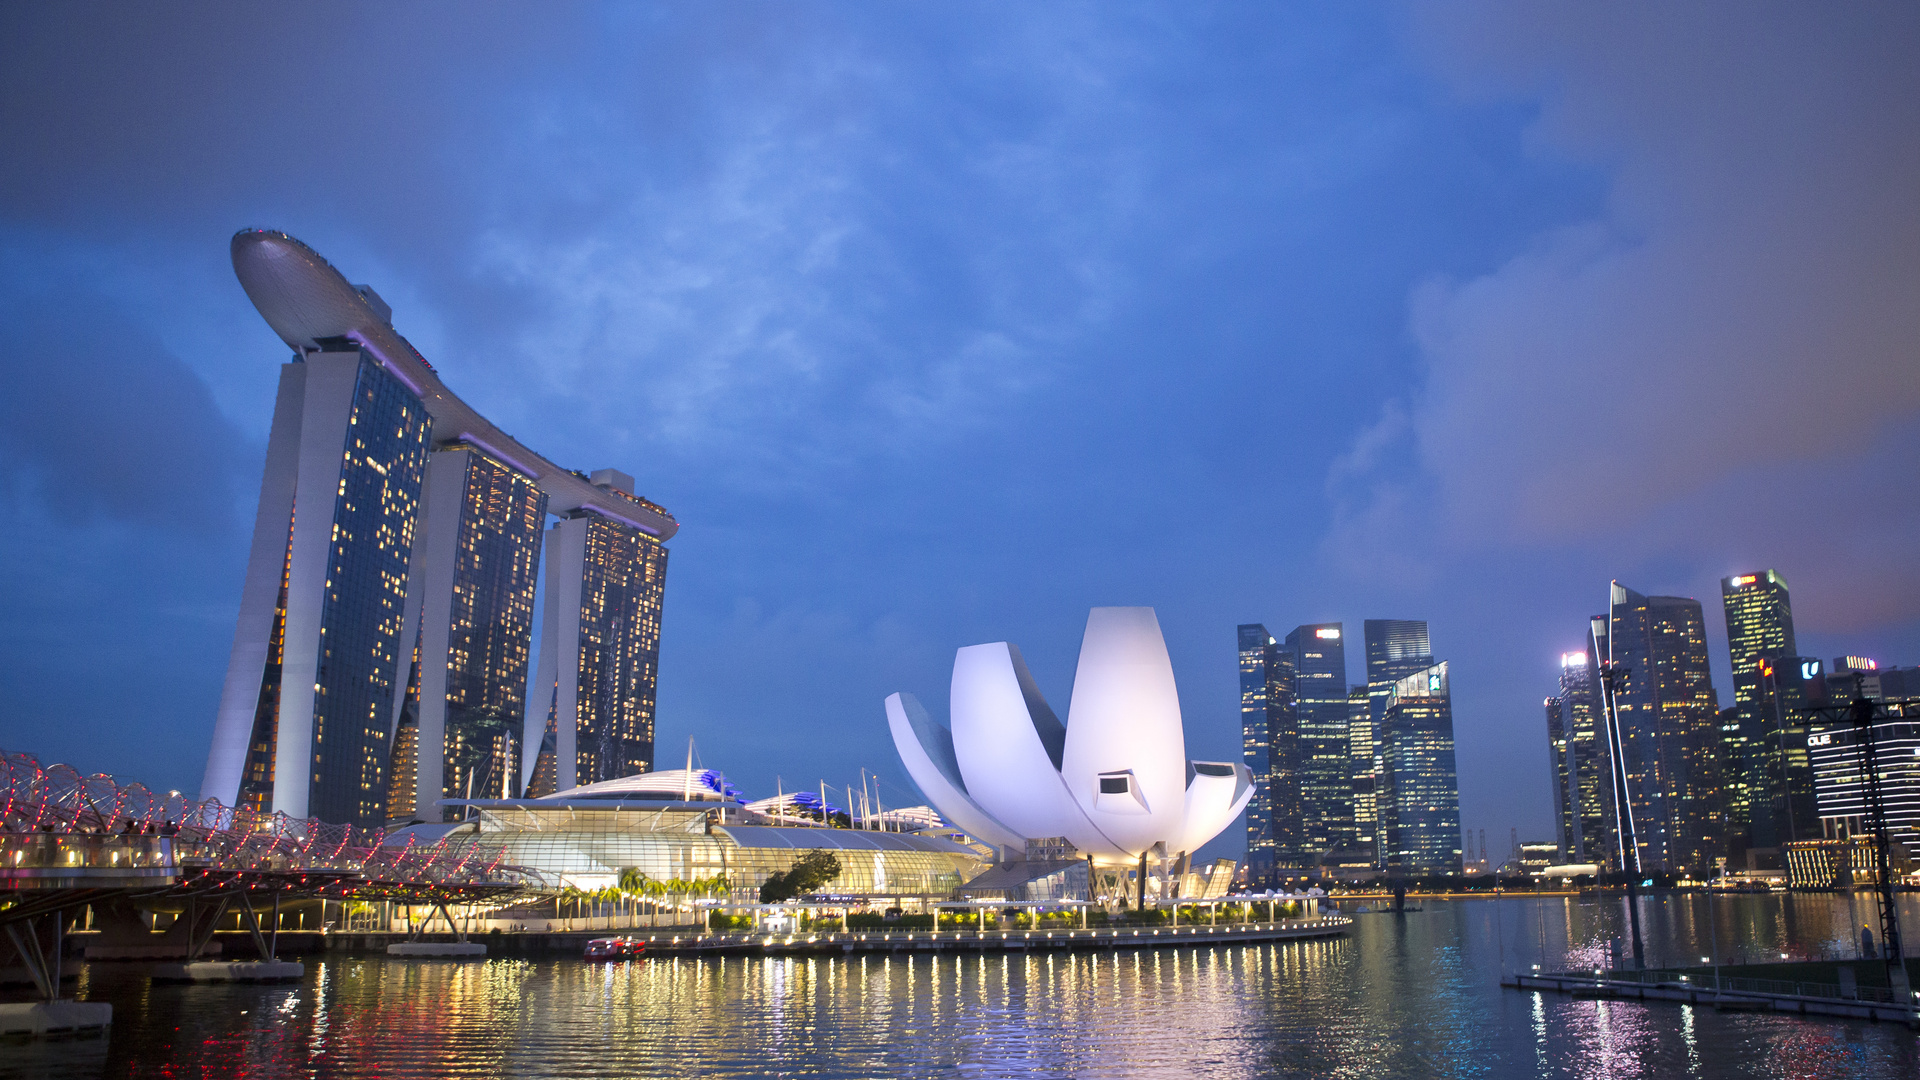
[
  {"xmin": 200, "ymin": 231, "xmax": 676, "ymax": 830},
  {"xmin": 1543, "ymin": 570, "xmax": 1920, "ymax": 887},
  {"xmin": 1239, "ymin": 619, "xmax": 1461, "ymax": 886}
]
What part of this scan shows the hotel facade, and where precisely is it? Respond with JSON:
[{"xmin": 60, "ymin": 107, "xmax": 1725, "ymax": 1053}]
[{"xmin": 201, "ymin": 230, "xmax": 677, "ymax": 829}]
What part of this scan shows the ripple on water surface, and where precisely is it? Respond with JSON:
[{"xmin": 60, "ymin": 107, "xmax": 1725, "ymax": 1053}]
[{"xmin": 5, "ymin": 896, "xmax": 1916, "ymax": 1079}]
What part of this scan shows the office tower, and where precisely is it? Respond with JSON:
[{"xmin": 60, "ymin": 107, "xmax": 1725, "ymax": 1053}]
[
  {"xmin": 204, "ymin": 230, "xmax": 679, "ymax": 827},
  {"xmin": 1365, "ymin": 620, "xmax": 1434, "ymax": 728},
  {"xmin": 203, "ymin": 344, "xmax": 432, "ymax": 827},
  {"xmin": 1808, "ymin": 713, "xmax": 1920, "ymax": 846},
  {"xmin": 1349, "ymin": 686, "xmax": 1379, "ymax": 865},
  {"xmin": 1550, "ymin": 647, "xmax": 1615, "ymax": 866},
  {"xmin": 1602, "ymin": 583, "xmax": 1723, "ymax": 878},
  {"xmin": 1746, "ymin": 656, "xmax": 1824, "ymax": 845},
  {"xmin": 1545, "ymin": 694, "xmax": 1571, "ymax": 860},
  {"xmin": 1825, "ymin": 656, "xmax": 1883, "ymax": 704},
  {"xmin": 1240, "ymin": 624, "xmax": 1303, "ymax": 882},
  {"xmin": 1720, "ymin": 571, "xmax": 1796, "ymax": 857},
  {"xmin": 1239, "ymin": 625, "xmax": 1278, "ymax": 883},
  {"xmin": 523, "ymin": 469, "xmax": 669, "ymax": 794},
  {"xmin": 388, "ymin": 444, "xmax": 548, "ymax": 822},
  {"xmin": 1878, "ymin": 666, "xmax": 1920, "ymax": 701},
  {"xmin": 1283, "ymin": 624, "xmax": 1353, "ymax": 856},
  {"xmin": 1378, "ymin": 661, "xmax": 1464, "ymax": 876}
]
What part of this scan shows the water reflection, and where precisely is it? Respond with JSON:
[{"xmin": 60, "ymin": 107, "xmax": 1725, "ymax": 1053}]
[{"xmin": 3, "ymin": 895, "xmax": 1914, "ymax": 1079}]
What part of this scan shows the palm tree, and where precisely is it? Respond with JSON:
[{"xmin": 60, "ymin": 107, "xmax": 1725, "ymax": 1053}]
[
  {"xmin": 618, "ymin": 868, "xmax": 646, "ymax": 928},
  {"xmin": 696, "ymin": 874, "xmax": 728, "ymax": 931},
  {"xmin": 644, "ymin": 878, "xmax": 668, "ymax": 927}
]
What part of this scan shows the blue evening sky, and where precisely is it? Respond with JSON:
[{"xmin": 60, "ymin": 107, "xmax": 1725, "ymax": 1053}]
[{"xmin": 2, "ymin": 3, "xmax": 1916, "ymax": 863}]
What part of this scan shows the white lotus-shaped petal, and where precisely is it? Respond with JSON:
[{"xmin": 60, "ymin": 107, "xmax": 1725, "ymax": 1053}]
[{"xmin": 887, "ymin": 606, "xmax": 1253, "ymax": 862}]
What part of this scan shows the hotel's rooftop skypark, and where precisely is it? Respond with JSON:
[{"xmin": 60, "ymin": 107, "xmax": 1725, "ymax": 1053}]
[{"xmin": 230, "ymin": 228, "xmax": 676, "ymax": 540}]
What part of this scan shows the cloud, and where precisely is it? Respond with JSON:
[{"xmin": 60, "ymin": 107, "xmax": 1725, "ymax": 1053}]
[
  {"xmin": 0, "ymin": 280, "xmax": 251, "ymax": 534},
  {"xmin": 1335, "ymin": 2, "xmax": 1920, "ymax": 628}
]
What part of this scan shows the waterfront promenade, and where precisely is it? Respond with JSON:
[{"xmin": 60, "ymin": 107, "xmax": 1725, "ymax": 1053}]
[{"xmin": 320, "ymin": 916, "xmax": 1351, "ymax": 957}]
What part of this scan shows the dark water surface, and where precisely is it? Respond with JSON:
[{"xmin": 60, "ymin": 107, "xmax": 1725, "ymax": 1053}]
[{"xmin": 9, "ymin": 894, "xmax": 1917, "ymax": 1078}]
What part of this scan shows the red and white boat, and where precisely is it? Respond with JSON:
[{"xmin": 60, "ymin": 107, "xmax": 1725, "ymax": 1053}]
[{"xmin": 583, "ymin": 937, "xmax": 647, "ymax": 961}]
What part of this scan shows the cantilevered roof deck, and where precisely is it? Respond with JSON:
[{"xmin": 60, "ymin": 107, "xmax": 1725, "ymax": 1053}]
[{"xmin": 231, "ymin": 228, "xmax": 675, "ymax": 539}]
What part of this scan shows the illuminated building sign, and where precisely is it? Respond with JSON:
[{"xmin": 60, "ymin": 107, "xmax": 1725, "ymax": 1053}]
[
  {"xmin": 1728, "ymin": 575, "xmax": 1756, "ymax": 587},
  {"xmin": 1801, "ymin": 660, "xmax": 1821, "ymax": 680},
  {"xmin": 1808, "ymin": 733, "xmax": 1831, "ymax": 747},
  {"xmin": 1315, "ymin": 628, "xmax": 1340, "ymax": 640},
  {"xmin": 1561, "ymin": 651, "xmax": 1586, "ymax": 668}
]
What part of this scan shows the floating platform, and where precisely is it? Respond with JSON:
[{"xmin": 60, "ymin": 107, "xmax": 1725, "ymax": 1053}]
[
  {"xmin": 590, "ymin": 918, "xmax": 1350, "ymax": 958},
  {"xmin": 1505, "ymin": 971, "xmax": 1918, "ymax": 1027},
  {"xmin": 150, "ymin": 961, "xmax": 305, "ymax": 983},
  {"xmin": 386, "ymin": 942, "xmax": 488, "ymax": 958},
  {"xmin": 0, "ymin": 1000, "xmax": 112, "ymax": 1038}
]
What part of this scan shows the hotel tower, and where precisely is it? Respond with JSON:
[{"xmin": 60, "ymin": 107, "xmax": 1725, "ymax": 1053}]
[{"xmin": 202, "ymin": 230, "xmax": 678, "ymax": 829}]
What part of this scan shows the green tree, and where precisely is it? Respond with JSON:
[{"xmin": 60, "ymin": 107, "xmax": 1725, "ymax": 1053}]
[
  {"xmin": 617, "ymin": 868, "xmax": 646, "ymax": 927},
  {"xmin": 645, "ymin": 878, "xmax": 668, "ymax": 927},
  {"xmin": 758, "ymin": 850, "xmax": 842, "ymax": 904}
]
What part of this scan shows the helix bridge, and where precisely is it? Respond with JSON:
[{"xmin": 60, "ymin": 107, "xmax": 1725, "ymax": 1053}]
[{"xmin": 0, "ymin": 747, "xmax": 537, "ymax": 1000}]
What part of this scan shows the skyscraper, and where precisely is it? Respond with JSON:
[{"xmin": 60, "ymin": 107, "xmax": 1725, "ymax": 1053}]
[
  {"xmin": 1349, "ymin": 685, "xmax": 1379, "ymax": 864},
  {"xmin": 1379, "ymin": 661, "xmax": 1463, "ymax": 877},
  {"xmin": 203, "ymin": 230, "xmax": 678, "ymax": 827},
  {"xmin": 1720, "ymin": 570, "xmax": 1795, "ymax": 856},
  {"xmin": 208, "ymin": 343, "xmax": 432, "ymax": 827},
  {"xmin": 1239, "ymin": 625, "xmax": 1277, "ymax": 883},
  {"xmin": 1602, "ymin": 582, "xmax": 1723, "ymax": 878},
  {"xmin": 1364, "ymin": 620, "xmax": 1433, "ymax": 728},
  {"xmin": 388, "ymin": 443, "xmax": 548, "ymax": 823},
  {"xmin": 1545, "ymin": 646, "xmax": 1615, "ymax": 867},
  {"xmin": 523, "ymin": 470, "xmax": 670, "ymax": 794},
  {"xmin": 1283, "ymin": 624, "xmax": 1353, "ymax": 857},
  {"xmin": 1545, "ymin": 693, "xmax": 1571, "ymax": 860},
  {"xmin": 1756, "ymin": 655, "xmax": 1825, "ymax": 844}
]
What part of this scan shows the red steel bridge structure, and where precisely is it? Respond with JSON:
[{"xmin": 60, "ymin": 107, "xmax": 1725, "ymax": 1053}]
[{"xmin": 0, "ymin": 747, "xmax": 535, "ymax": 1000}]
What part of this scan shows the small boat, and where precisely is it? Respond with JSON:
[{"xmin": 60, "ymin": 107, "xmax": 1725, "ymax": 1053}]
[{"xmin": 583, "ymin": 937, "xmax": 647, "ymax": 961}]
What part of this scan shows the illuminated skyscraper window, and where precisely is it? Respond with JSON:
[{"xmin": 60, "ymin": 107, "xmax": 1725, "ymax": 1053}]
[
  {"xmin": 524, "ymin": 469, "xmax": 669, "ymax": 794},
  {"xmin": 1238, "ymin": 624, "xmax": 1278, "ymax": 884},
  {"xmin": 1283, "ymin": 624, "xmax": 1352, "ymax": 858},
  {"xmin": 1605, "ymin": 582, "xmax": 1723, "ymax": 878},
  {"xmin": 1720, "ymin": 570, "xmax": 1795, "ymax": 854},
  {"xmin": 1379, "ymin": 661, "xmax": 1463, "ymax": 877},
  {"xmin": 390, "ymin": 444, "xmax": 548, "ymax": 822},
  {"xmin": 214, "ymin": 346, "xmax": 431, "ymax": 828}
]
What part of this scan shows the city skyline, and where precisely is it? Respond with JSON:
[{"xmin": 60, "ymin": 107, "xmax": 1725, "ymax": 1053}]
[{"xmin": 3, "ymin": 6, "xmax": 1917, "ymax": 863}]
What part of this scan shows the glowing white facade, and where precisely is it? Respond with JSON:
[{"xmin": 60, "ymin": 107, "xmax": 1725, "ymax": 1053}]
[{"xmin": 887, "ymin": 607, "xmax": 1253, "ymax": 863}]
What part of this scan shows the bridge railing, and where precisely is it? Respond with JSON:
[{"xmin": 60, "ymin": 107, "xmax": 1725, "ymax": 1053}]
[{"xmin": 1, "ymin": 747, "xmax": 524, "ymax": 896}]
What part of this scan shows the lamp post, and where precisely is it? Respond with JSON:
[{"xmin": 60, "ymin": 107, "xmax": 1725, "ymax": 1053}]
[
  {"xmin": 1594, "ymin": 628, "xmax": 1646, "ymax": 971},
  {"xmin": 1800, "ymin": 694, "xmax": 1910, "ymax": 1001}
]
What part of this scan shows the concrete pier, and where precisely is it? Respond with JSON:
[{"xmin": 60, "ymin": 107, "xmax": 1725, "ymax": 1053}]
[
  {"xmin": 0, "ymin": 1000, "xmax": 111, "ymax": 1037},
  {"xmin": 150, "ymin": 960, "xmax": 306, "ymax": 983},
  {"xmin": 1504, "ymin": 971, "xmax": 1919, "ymax": 1027},
  {"xmin": 386, "ymin": 942, "xmax": 488, "ymax": 958}
]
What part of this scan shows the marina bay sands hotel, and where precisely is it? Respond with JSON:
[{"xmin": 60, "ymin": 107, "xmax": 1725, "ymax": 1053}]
[{"xmin": 200, "ymin": 230, "xmax": 677, "ymax": 829}]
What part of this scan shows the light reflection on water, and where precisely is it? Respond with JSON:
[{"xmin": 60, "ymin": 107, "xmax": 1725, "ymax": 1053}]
[{"xmin": 3, "ymin": 895, "xmax": 1914, "ymax": 1079}]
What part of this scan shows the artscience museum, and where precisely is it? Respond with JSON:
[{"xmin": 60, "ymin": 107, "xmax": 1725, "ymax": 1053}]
[{"xmin": 887, "ymin": 607, "xmax": 1253, "ymax": 873}]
